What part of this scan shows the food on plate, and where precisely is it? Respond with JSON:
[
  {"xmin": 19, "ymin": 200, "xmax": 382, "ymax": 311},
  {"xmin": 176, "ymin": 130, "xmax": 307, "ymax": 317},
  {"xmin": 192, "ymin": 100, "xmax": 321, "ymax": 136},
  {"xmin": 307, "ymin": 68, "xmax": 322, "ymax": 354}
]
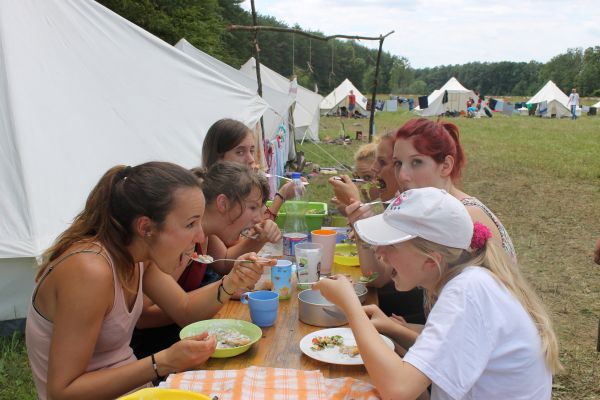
[
  {"xmin": 310, "ymin": 335, "xmax": 344, "ymax": 351},
  {"xmin": 359, "ymin": 271, "xmax": 380, "ymax": 283},
  {"xmin": 339, "ymin": 345, "xmax": 360, "ymax": 357},
  {"xmin": 335, "ymin": 250, "xmax": 358, "ymax": 257},
  {"xmin": 208, "ymin": 328, "xmax": 251, "ymax": 349},
  {"xmin": 191, "ymin": 252, "xmax": 214, "ymax": 264}
]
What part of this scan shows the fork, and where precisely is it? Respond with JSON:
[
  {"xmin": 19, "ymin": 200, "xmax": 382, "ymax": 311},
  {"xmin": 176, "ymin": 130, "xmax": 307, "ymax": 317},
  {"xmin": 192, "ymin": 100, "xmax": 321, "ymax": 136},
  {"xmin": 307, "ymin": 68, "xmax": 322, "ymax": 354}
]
[{"xmin": 263, "ymin": 173, "xmax": 309, "ymax": 185}]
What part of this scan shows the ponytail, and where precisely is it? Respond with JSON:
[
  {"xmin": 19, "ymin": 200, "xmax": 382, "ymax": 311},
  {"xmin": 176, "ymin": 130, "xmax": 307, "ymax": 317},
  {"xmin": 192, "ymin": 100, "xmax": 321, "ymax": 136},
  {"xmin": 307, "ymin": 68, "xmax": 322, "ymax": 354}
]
[{"xmin": 39, "ymin": 162, "xmax": 200, "ymax": 292}]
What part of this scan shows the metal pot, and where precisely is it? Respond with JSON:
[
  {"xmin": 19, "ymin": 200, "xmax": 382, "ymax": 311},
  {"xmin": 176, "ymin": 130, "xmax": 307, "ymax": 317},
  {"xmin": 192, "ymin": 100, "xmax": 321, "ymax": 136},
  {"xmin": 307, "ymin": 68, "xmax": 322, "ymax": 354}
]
[
  {"xmin": 354, "ymin": 283, "xmax": 368, "ymax": 304},
  {"xmin": 298, "ymin": 289, "xmax": 347, "ymax": 327}
]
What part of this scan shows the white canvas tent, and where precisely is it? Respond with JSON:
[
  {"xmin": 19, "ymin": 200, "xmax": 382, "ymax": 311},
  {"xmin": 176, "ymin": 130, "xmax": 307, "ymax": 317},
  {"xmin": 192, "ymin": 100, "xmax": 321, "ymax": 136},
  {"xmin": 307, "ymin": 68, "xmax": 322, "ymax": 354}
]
[
  {"xmin": 414, "ymin": 77, "xmax": 477, "ymax": 117},
  {"xmin": 174, "ymin": 39, "xmax": 295, "ymax": 165},
  {"xmin": 526, "ymin": 81, "xmax": 571, "ymax": 118},
  {"xmin": 240, "ymin": 58, "xmax": 323, "ymax": 142},
  {"xmin": 593, "ymin": 100, "xmax": 600, "ymax": 108},
  {"xmin": 0, "ymin": 0, "xmax": 268, "ymax": 334},
  {"xmin": 320, "ymin": 79, "xmax": 368, "ymax": 116}
]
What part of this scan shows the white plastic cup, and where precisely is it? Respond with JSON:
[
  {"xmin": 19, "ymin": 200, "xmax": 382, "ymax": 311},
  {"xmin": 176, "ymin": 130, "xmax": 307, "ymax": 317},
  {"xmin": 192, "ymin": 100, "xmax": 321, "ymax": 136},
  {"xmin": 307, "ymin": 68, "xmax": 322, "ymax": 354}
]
[
  {"xmin": 310, "ymin": 229, "xmax": 337, "ymax": 276},
  {"xmin": 295, "ymin": 242, "xmax": 322, "ymax": 289}
]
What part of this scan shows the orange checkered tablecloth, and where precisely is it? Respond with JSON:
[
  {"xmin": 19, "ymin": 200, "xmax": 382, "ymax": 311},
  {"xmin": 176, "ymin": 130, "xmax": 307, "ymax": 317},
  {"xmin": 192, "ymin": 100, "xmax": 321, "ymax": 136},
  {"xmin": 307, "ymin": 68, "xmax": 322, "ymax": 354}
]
[{"xmin": 163, "ymin": 366, "xmax": 381, "ymax": 400}]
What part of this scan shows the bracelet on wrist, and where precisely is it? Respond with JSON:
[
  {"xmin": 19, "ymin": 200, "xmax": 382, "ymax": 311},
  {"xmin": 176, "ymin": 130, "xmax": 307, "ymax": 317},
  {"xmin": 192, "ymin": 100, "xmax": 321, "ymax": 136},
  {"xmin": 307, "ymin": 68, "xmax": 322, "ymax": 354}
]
[
  {"xmin": 265, "ymin": 207, "xmax": 277, "ymax": 220},
  {"xmin": 221, "ymin": 277, "xmax": 234, "ymax": 295},
  {"xmin": 274, "ymin": 192, "xmax": 285, "ymax": 202},
  {"xmin": 150, "ymin": 353, "xmax": 163, "ymax": 380}
]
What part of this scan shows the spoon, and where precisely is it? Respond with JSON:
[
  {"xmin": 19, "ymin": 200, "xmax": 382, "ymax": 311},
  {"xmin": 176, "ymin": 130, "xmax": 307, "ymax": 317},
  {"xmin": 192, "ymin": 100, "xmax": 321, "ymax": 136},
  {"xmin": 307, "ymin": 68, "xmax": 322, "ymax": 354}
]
[{"xmin": 190, "ymin": 253, "xmax": 275, "ymax": 265}]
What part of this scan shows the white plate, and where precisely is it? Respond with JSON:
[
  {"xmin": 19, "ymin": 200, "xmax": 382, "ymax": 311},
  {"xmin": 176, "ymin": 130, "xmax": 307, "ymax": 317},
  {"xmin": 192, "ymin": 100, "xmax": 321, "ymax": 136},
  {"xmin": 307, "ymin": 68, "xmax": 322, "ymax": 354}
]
[{"xmin": 299, "ymin": 327, "xmax": 394, "ymax": 365}]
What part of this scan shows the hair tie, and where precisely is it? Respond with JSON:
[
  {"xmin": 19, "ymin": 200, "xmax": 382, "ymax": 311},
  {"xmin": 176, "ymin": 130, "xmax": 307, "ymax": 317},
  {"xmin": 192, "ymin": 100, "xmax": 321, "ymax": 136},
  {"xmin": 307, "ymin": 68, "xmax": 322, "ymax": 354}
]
[
  {"xmin": 118, "ymin": 165, "xmax": 132, "ymax": 181},
  {"xmin": 470, "ymin": 222, "xmax": 492, "ymax": 250}
]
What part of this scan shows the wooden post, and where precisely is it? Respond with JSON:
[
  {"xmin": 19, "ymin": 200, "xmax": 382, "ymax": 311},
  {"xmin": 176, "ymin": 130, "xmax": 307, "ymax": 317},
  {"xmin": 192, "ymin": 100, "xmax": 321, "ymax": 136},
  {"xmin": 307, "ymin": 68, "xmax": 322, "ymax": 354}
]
[
  {"xmin": 249, "ymin": 0, "xmax": 266, "ymax": 144},
  {"xmin": 368, "ymin": 36, "xmax": 384, "ymax": 143}
]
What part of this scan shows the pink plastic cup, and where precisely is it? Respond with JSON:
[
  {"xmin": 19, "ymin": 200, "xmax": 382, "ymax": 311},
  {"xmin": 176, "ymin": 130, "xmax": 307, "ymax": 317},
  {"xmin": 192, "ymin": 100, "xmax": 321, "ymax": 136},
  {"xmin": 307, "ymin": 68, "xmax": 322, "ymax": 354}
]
[{"xmin": 310, "ymin": 229, "xmax": 337, "ymax": 276}]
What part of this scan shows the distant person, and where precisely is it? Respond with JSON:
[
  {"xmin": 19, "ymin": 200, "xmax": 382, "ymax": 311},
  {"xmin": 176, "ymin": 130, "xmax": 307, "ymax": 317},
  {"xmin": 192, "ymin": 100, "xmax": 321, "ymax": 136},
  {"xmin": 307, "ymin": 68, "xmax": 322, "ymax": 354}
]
[
  {"xmin": 348, "ymin": 89, "xmax": 356, "ymax": 118},
  {"xmin": 567, "ymin": 88, "xmax": 580, "ymax": 120}
]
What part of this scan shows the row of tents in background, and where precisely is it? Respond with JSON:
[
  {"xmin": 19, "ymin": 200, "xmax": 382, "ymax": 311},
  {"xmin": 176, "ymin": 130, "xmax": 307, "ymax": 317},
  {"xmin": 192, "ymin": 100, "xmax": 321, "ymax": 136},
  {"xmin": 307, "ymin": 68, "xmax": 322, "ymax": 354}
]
[
  {"xmin": 0, "ymin": 0, "xmax": 371, "ymax": 335},
  {"xmin": 413, "ymin": 77, "xmax": 599, "ymax": 118}
]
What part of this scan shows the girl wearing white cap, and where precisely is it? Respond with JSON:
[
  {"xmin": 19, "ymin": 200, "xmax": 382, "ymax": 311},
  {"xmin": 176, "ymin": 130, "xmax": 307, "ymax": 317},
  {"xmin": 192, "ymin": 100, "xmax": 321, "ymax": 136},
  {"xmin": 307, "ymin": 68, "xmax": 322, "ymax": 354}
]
[{"xmin": 315, "ymin": 187, "xmax": 561, "ymax": 400}]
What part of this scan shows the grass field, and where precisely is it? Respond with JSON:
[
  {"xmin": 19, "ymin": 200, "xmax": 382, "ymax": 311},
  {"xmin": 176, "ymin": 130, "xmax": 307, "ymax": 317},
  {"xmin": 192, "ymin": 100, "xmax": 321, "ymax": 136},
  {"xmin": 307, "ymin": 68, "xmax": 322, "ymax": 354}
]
[{"xmin": 2, "ymin": 109, "xmax": 599, "ymax": 399}]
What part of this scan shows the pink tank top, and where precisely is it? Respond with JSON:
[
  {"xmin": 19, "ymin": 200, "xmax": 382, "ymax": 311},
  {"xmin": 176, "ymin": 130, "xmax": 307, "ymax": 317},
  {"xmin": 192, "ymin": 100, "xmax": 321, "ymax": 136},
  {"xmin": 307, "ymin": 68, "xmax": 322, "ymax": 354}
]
[{"xmin": 26, "ymin": 245, "xmax": 149, "ymax": 399}]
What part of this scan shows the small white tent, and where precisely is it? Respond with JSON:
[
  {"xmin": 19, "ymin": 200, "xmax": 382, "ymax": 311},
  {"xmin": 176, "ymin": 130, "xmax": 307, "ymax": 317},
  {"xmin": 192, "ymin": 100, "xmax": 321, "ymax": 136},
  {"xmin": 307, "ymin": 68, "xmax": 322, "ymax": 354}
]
[
  {"xmin": 414, "ymin": 77, "xmax": 477, "ymax": 117},
  {"xmin": 527, "ymin": 81, "xmax": 571, "ymax": 118},
  {"xmin": 239, "ymin": 58, "xmax": 323, "ymax": 142},
  {"xmin": 0, "ymin": 0, "xmax": 268, "ymax": 334},
  {"xmin": 593, "ymin": 100, "xmax": 600, "ymax": 108},
  {"xmin": 320, "ymin": 79, "xmax": 368, "ymax": 116}
]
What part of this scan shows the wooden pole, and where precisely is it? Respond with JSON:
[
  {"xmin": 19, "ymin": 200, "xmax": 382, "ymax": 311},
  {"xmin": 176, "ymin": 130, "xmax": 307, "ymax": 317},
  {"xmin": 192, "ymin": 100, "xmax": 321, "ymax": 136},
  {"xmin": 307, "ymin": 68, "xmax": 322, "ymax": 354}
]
[
  {"xmin": 369, "ymin": 36, "xmax": 384, "ymax": 143},
  {"xmin": 230, "ymin": 22, "xmax": 394, "ymax": 143},
  {"xmin": 249, "ymin": 0, "xmax": 265, "ymax": 141},
  {"xmin": 228, "ymin": 25, "xmax": 393, "ymax": 42}
]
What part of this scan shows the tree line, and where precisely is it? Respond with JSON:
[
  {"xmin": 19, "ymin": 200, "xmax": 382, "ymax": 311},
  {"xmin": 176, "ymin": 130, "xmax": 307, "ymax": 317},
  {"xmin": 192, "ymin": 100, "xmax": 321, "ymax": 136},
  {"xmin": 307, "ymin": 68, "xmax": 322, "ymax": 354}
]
[{"xmin": 98, "ymin": 0, "xmax": 600, "ymax": 97}]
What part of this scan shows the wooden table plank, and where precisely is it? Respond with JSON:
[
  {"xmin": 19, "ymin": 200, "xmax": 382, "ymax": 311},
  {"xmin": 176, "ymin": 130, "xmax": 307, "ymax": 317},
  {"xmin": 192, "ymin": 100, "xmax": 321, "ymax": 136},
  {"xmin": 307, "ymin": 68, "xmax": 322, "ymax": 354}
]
[{"xmin": 205, "ymin": 263, "xmax": 374, "ymax": 381}]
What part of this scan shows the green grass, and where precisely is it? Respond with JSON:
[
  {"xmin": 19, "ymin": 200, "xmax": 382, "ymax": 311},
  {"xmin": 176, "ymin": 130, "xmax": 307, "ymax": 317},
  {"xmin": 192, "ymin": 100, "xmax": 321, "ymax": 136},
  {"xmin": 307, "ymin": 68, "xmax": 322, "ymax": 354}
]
[
  {"xmin": 0, "ymin": 333, "xmax": 36, "ymax": 400},
  {"xmin": 3, "ymin": 109, "xmax": 599, "ymax": 399},
  {"xmin": 300, "ymin": 110, "xmax": 600, "ymax": 399}
]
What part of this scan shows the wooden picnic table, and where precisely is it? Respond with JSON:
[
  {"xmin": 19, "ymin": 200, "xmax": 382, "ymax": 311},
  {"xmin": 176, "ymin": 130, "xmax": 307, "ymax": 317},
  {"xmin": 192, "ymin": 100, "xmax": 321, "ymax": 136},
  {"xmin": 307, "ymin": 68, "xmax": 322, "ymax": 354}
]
[{"xmin": 204, "ymin": 263, "xmax": 376, "ymax": 382}]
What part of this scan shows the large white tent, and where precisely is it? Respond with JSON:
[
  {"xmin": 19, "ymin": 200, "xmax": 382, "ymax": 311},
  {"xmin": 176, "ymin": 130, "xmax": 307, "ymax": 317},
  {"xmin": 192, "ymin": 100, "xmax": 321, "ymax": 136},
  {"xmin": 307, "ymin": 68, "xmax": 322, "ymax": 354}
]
[
  {"xmin": 414, "ymin": 77, "xmax": 477, "ymax": 117},
  {"xmin": 320, "ymin": 79, "xmax": 368, "ymax": 116},
  {"xmin": 240, "ymin": 58, "xmax": 323, "ymax": 142},
  {"xmin": 174, "ymin": 39, "xmax": 295, "ymax": 165},
  {"xmin": 593, "ymin": 100, "xmax": 600, "ymax": 108},
  {"xmin": 527, "ymin": 80, "xmax": 571, "ymax": 118},
  {"xmin": 0, "ymin": 0, "xmax": 268, "ymax": 334}
]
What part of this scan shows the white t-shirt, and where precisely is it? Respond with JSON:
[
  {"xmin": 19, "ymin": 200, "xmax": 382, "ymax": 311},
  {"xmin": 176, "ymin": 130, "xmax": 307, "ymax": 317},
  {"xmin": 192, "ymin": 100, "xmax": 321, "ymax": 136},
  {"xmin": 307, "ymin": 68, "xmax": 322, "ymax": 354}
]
[
  {"xmin": 568, "ymin": 93, "xmax": 579, "ymax": 106},
  {"xmin": 403, "ymin": 267, "xmax": 552, "ymax": 400}
]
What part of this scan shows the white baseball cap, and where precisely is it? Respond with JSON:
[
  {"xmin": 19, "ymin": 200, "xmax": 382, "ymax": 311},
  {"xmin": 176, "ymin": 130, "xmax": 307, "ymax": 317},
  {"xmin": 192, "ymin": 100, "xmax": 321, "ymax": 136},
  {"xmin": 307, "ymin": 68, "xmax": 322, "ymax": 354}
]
[{"xmin": 354, "ymin": 187, "xmax": 473, "ymax": 250}]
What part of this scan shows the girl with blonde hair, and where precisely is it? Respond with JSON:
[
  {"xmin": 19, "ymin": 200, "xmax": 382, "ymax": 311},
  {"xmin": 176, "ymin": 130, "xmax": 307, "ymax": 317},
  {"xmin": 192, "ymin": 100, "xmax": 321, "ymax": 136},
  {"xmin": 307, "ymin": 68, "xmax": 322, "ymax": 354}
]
[{"xmin": 316, "ymin": 187, "xmax": 561, "ymax": 399}]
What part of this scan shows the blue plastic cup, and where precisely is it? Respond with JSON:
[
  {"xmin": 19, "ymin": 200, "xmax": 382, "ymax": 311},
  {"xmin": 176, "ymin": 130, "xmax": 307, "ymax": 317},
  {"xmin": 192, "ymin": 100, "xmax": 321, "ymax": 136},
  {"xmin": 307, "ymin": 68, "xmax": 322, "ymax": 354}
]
[{"xmin": 240, "ymin": 290, "xmax": 279, "ymax": 327}]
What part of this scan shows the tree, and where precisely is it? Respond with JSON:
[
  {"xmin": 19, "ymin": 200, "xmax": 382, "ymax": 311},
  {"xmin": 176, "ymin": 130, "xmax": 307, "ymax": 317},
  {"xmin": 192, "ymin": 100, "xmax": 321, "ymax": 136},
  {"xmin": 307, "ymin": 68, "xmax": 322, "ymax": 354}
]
[
  {"xmin": 578, "ymin": 46, "xmax": 600, "ymax": 96},
  {"xmin": 540, "ymin": 48, "xmax": 583, "ymax": 92}
]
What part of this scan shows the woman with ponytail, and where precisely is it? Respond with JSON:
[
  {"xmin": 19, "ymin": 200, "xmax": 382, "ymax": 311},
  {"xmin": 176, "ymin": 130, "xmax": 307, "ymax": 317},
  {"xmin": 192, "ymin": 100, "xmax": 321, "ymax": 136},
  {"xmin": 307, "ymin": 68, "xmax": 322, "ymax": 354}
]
[
  {"xmin": 26, "ymin": 162, "xmax": 267, "ymax": 399},
  {"xmin": 316, "ymin": 188, "xmax": 561, "ymax": 399},
  {"xmin": 130, "ymin": 162, "xmax": 278, "ymax": 359}
]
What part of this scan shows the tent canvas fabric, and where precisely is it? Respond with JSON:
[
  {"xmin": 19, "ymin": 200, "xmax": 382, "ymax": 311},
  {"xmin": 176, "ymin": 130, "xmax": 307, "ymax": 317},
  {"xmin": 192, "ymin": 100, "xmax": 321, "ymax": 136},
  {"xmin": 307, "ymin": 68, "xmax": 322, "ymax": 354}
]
[
  {"xmin": 174, "ymin": 39, "xmax": 294, "ymax": 167},
  {"xmin": 593, "ymin": 100, "xmax": 600, "ymax": 108},
  {"xmin": 320, "ymin": 79, "xmax": 368, "ymax": 115},
  {"xmin": 0, "ymin": 0, "xmax": 268, "ymax": 332},
  {"xmin": 526, "ymin": 81, "xmax": 571, "ymax": 118},
  {"xmin": 239, "ymin": 58, "xmax": 322, "ymax": 142},
  {"xmin": 176, "ymin": 39, "xmax": 292, "ymax": 142},
  {"xmin": 413, "ymin": 77, "xmax": 477, "ymax": 117}
]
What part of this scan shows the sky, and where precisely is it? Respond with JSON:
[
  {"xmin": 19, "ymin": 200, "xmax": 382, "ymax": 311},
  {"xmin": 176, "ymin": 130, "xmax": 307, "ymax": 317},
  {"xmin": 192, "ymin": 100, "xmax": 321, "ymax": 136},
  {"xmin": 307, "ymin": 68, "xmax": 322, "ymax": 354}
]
[{"xmin": 241, "ymin": 0, "xmax": 600, "ymax": 68}]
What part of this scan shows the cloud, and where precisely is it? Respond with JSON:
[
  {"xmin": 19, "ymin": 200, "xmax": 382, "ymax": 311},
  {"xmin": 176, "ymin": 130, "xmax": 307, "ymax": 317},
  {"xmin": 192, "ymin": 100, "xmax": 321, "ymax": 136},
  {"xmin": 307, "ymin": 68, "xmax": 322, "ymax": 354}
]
[{"xmin": 241, "ymin": 1, "xmax": 600, "ymax": 67}]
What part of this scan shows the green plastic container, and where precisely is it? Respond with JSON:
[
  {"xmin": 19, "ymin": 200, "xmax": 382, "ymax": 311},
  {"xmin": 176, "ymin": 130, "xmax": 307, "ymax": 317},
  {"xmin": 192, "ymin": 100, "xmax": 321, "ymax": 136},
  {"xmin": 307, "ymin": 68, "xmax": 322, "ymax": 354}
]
[{"xmin": 267, "ymin": 201, "xmax": 328, "ymax": 232}]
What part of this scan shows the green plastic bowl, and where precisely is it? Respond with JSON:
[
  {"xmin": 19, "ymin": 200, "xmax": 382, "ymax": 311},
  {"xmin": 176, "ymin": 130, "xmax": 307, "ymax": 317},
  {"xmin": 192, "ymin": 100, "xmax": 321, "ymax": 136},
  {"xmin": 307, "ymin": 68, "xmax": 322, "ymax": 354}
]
[{"xmin": 179, "ymin": 319, "xmax": 262, "ymax": 358}]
